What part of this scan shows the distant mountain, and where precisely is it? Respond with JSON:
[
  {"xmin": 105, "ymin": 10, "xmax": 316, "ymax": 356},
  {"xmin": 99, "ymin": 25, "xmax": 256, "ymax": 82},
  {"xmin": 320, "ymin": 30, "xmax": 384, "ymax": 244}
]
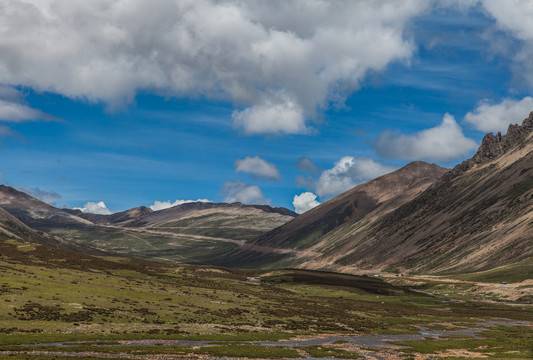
[
  {"xmin": 0, "ymin": 185, "xmax": 92, "ymax": 231},
  {"xmin": 64, "ymin": 206, "xmax": 154, "ymax": 225},
  {"xmin": 0, "ymin": 204, "xmax": 105, "ymax": 255},
  {"xmin": 228, "ymin": 112, "xmax": 533, "ymax": 274},
  {"xmin": 0, "ymin": 186, "xmax": 297, "ymax": 264}
]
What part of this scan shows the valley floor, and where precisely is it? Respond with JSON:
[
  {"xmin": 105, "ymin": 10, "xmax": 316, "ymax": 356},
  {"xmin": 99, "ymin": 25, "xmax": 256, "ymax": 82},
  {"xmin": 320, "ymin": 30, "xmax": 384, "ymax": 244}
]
[{"xmin": 0, "ymin": 238, "xmax": 531, "ymax": 359}]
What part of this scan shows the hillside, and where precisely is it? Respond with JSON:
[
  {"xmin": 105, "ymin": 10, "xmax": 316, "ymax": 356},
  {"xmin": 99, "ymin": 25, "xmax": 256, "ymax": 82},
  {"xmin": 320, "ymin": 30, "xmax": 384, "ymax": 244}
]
[
  {"xmin": 0, "ymin": 206, "xmax": 104, "ymax": 255},
  {"xmin": 237, "ymin": 112, "xmax": 533, "ymax": 274},
  {"xmin": 0, "ymin": 188, "xmax": 297, "ymax": 264},
  {"xmin": 0, "ymin": 185, "xmax": 92, "ymax": 231},
  {"xmin": 215, "ymin": 161, "xmax": 448, "ymax": 268},
  {"xmin": 329, "ymin": 112, "xmax": 533, "ymax": 274}
]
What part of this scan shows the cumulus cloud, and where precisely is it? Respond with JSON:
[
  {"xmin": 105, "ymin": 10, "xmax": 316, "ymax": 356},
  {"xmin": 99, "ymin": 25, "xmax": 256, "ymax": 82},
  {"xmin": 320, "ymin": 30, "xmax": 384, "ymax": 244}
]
[
  {"xmin": 464, "ymin": 97, "xmax": 533, "ymax": 133},
  {"xmin": 234, "ymin": 156, "xmax": 281, "ymax": 180},
  {"xmin": 74, "ymin": 201, "xmax": 112, "ymax": 215},
  {"xmin": 297, "ymin": 157, "xmax": 319, "ymax": 173},
  {"xmin": 293, "ymin": 192, "xmax": 321, "ymax": 214},
  {"xmin": 307, "ymin": 157, "xmax": 396, "ymax": 200},
  {"xmin": 374, "ymin": 113, "xmax": 478, "ymax": 162},
  {"xmin": 0, "ymin": 1, "xmax": 427, "ymax": 134},
  {"xmin": 149, "ymin": 198, "xmax": 211, "ymax": 211},
  {"xmin": 480, "ymin": 0, "xmax": 533, "ymax": 42},
  {"xmin": 15, "ymin": 186, "xmax": 61, "ymax": 204},
  {"xmin": 220, "ymin": 179, "xmax": 269, "ymax": 205}
]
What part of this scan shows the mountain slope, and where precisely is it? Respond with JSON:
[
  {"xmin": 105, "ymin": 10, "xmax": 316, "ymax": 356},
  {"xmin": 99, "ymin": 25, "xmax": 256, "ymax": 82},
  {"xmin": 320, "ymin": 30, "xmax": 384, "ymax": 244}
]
[
  {"xmin": 328, "ymin": 112, "xmax": 533, "ymax": 274},
  {"xmin": 0, "ymin": 186, "xmax": 297, "ymax": 264},
  {"xmin": 213, "ymin": 161, "xmax": 447, "ymax": 268},
  {"xmin": 253, "ymin": 161, "xmax": 447, "ymax": 249},
  {"xmin": 0, "ymin": 185, "xmax": 92, "ymax": 231},
  {"xmin": 0, "ymin": 205, "xmax": 105, "ymax": 254},
  {"xmin": 226, "ymin": 112, "xmax": 533, "ymax": 274}
]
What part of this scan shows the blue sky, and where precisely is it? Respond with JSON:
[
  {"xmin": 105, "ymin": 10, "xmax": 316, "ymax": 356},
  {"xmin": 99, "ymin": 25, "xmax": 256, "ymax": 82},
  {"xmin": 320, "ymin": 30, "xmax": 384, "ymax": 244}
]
[{"xmin": 1, "ymin": 1, "xmax": 533, "ymax": 214}]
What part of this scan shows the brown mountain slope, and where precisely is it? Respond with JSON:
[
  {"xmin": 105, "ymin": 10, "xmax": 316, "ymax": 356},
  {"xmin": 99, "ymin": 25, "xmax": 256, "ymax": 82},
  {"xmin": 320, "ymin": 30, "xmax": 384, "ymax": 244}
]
[
  {"xmin": 324, "ymin": 112, "xmax": 533, "ymax": 274},
  {"xmin": 0, "ymin": 185, "xmax": 92, "ymax": 231},
  {"xmin": 212, "ymin": 161, "xmax": 447, "ymax": 268},
  {"xmin": 64, "ymin": 206, "xmax": 154, "ymax": 225},
  {"xmin": 221, "ymin": 112, "xmax": 533, "ymax": 274},
  {"xmin": 250, "ymin": 161, "xmax": 447, "ymax": 250}
]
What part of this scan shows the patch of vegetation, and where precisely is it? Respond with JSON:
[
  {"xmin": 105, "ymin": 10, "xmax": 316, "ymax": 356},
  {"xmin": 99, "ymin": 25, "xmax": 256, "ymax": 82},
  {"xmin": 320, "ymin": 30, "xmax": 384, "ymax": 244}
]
[
  {"xmin": 299, "ymin": 345, "xmax": 363, "ymax": 358},
  {"xmin": 452, "ymin": 257, "xmax": 533, "ymax": 283},
  {"xmin": 394, "ymin": 326, "xmax": 533, "ymax": 358}
]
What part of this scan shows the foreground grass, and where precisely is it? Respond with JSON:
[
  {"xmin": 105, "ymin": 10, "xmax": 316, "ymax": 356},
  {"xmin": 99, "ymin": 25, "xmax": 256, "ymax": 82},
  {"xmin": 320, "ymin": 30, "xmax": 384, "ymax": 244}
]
[
  {"xmin": 0, "ymin": 237, "xmax": 531, "ymax": 359},
  {"xmin": 393, "ymin": 326, "xmax": 533, "ymax": 358}
]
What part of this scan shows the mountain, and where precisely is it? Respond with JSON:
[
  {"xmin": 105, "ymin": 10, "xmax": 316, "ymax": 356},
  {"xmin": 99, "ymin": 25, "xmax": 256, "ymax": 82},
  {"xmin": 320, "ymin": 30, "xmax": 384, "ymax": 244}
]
[
  {"xmin": 252, "ymin": 161, "xmax": 447, "ymax": 249},
  {"xmin": 214, "ymin": 161, "xmax": 448, "ymax": 268},
  {"xmin": 0, "ymin": 187, "xmax": 297, "ymax": 264},
  {"xmin": 0, "ymin": 204, "xmax": 105, "ymax": 254},
  {"xmin": 233, "ymin": 112, "xmax": 533, "ymax": 274},
  {"xmin": 329, "ymin": 112, "xmax": 533, "ymax": 274},
  {"xmin": 64, "ymin": 206, "xmax": 154, "ymax": 225},
  {"xmin": 0, "ymin": 185, "xmax": 92, "ymax": 231}
]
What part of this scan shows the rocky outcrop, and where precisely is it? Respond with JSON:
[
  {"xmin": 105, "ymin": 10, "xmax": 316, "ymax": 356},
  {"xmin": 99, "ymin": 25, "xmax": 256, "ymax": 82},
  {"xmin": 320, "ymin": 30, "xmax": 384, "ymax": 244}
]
[{"xmin": 453, "ymin": 111, "xmax": 533, "ymax": 175}]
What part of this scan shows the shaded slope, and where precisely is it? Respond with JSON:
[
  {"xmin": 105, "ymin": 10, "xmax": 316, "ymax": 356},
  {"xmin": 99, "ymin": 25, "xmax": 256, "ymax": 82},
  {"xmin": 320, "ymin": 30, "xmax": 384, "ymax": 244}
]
[
  {"xmin": 0, "ymin": 185, "xmax": 92, "ymax": 231},
  {"xmin": 0, "ymin": 206, "xmax": 105, "ymax": 255},
  {"xmin": 251, "ymin": 161, "xmax": 446, "ymax": 249},
  {"xmin": 213, "ymin": 161, "xmax": 447, "ymax": 268}
]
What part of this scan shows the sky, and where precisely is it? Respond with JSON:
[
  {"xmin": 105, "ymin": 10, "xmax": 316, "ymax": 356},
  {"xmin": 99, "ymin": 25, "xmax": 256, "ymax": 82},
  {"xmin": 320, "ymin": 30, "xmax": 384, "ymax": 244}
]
[{"xmin": 1, "ymin": 0, "xmax": 533, "ymax": 215}]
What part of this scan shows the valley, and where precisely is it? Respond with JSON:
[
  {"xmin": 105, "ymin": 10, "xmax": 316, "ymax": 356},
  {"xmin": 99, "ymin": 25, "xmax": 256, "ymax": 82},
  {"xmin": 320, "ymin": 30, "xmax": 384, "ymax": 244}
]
[
  {"xmin": 0, "ymin": 236, "xmax": 531, "ymax": 359},
  {"xmin": 0, "ymin": 114, "xmax": 531, "ymax": 359}
]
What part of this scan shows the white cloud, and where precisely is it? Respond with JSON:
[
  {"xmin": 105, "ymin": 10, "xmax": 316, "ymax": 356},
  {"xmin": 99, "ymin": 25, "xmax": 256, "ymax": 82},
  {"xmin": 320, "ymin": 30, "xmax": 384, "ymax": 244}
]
[
  {"xmin": 293, "ymin": 192, "xmax": 321, "ymax": 214},
  {"xmin": 464, "ymin": 97, "xmax": 533, "ymax": 133},
  {"xmin": 0, "ymin": 85, "xmax": 56, "ymax": 122},
  {"xmin": 234, "ymin": 156, "xmax": 281, "ymax": 180},
  {"xmin": 477, "ymin": 0, "xmax": 533, "ymax": 88},
  {"xmin": 374, "ymin": 113, "xmax": 478, "ymax": 162},
  {"xmin": 297, "ymin": 157, "xmax": 319, "ymax": 173},
  {"xmin": 149, "ymin": 199, "xmax": 211, "ymax": 211},
  {"xmin": 0, "ymin": 1, "xmax": 427, "ymax": 134},
  {"xmin": 313, "ymin": 157, "xmax": 396, "ymax": 199},
  {"xmin": 220, "ymin": 179, "xmax": 269, "ymax": 205},
  {"xmin": 480, "ymin": 0, "xmax": 533, "ymax": 42},
  {"xmin": 74, "ymin": 201, "xmax": 112, "ymax": 215},
  {"xmin": 232, "ymin": 93, "xmax": 308, "ymax": 135}
]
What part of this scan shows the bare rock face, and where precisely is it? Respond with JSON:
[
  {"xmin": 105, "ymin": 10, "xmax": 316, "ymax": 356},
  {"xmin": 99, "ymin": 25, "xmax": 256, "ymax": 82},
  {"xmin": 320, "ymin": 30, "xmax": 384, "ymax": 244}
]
[{"xmin": 456, "ymin": 111, "xmax": 533, "ymax": 173}]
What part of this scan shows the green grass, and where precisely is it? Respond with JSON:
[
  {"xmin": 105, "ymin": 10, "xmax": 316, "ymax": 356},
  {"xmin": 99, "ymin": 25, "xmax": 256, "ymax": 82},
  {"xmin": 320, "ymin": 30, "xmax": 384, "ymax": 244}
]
[
  {"xmin": 393, "ymin": 326, "xmax": 533, "ymax": 358},
  {"xmin": 452, "ymin": 257, "xmax": 533, "ymax": 283},
  {"xmin": 0, "ymin": 237, "xmax": 532, "ymax": 359},
  {"xmin": 299, "ymin": 345, "xmax": 363, "ymax": 358}
]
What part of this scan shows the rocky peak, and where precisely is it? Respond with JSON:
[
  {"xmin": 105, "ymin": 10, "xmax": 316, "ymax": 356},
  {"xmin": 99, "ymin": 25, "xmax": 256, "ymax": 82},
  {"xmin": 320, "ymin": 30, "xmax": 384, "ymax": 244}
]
[{"xmin": 452, "ymin": 111, "xmax": 533, "ymax": 175}]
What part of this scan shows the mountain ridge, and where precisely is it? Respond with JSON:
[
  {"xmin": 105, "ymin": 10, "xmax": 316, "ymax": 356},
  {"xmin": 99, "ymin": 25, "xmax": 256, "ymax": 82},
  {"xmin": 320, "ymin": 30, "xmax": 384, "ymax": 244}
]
[{"xmin": 219, "ymin": 112, "xmax": 533, "ymax": 274}]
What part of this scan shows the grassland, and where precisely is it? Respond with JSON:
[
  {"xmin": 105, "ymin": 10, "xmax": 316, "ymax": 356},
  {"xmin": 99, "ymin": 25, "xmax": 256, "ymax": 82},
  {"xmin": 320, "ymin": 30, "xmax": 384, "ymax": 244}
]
[{"xmin": 0, "ymin": 237, "xmax": 531, "ymax": 359}]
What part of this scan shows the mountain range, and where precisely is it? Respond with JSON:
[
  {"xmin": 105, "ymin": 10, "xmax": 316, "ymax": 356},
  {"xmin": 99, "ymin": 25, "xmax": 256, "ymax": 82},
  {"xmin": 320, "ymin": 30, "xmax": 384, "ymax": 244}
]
[
  {"xmin": 214, "ymin": 112, "xmax": 533, "ymax": 274},
  {"xmin": 0, "ymin": 112, "xmax": 531, "ymax": 275}
]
